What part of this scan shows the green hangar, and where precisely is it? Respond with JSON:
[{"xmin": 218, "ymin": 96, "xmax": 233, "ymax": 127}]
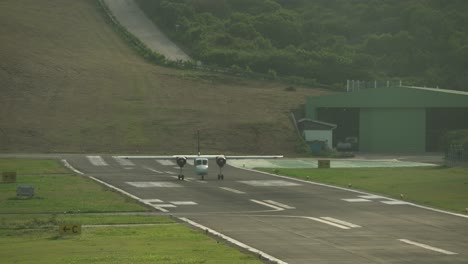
[{"xmin": 305, "ymin": 86, "xmax": 468, "ymax": 153}]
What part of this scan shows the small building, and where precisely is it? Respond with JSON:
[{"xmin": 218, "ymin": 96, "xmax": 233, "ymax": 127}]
[
  {"xmin": 305, "ymin": 86, "xmax": 468, "ymax": 152},
  {"xmin": 297, "ymin": 118, "xmax": 337, "ymax": 151}
]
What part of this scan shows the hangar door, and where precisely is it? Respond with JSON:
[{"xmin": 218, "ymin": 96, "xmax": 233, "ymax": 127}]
[{"xmin": 359, "ymin": 108, "xmax": 425, "ymax": 152}]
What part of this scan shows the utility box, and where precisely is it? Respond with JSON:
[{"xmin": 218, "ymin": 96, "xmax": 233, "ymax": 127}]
[
  {"xmin": 2, "ymin": 172, "xmax": 16, "ymax": 183},
  {"xmin": 318, "ymin": 160, "xmax": 330, "ymax": 168},
  {"xmin": 17, "ymin": 184, "xmax": 34, "ymax": 197}
]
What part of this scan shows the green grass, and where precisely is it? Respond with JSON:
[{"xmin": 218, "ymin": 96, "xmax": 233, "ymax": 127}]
[
  {"xmin": 0, "ymin": 159, "xmax": 263, "ymax": 263},
  {"xmin": 0, "ymin": 224, "xmax": 261, "ymax": 264},
  {"xmin": 261, "ymin": 166, "xmax": 468, "ymax": 213},
  {"xmin": 0, "ymin": 159, "xmax": 147, "ymax": 213}
]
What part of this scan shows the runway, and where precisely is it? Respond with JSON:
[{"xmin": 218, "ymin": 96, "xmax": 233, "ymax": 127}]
[{"xmin": 62, "ymin": 154, "xmax": 467, "ymax": 263}]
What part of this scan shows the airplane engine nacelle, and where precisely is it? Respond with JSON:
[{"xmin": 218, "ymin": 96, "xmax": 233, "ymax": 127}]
[
  {"xmin": 176, "ymin": 157, "xmax": 187, "ymax": 168},
  {"xmin": 216, "ymin": 156, "xmax": 227, "ymax": 168}
]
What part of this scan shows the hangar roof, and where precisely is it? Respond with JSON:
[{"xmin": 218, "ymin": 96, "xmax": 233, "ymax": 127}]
[
  {"xmin": 307, "ymin": 86, "xmax": 468, "ymax": 108},
  {"xmin": 297, "ymin": 118, "xmax": 337, "ymax": 130}
]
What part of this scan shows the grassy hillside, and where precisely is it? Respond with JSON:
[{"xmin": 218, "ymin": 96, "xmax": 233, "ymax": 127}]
[{"xmin": 0, "ymin": 0, "xmax": 327, "ymax": 154}]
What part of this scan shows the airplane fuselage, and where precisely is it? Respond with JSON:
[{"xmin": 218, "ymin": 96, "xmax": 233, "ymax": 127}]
[{"xmin": 194, "ymin": 157, "xmax": 209, "ymax": 176}]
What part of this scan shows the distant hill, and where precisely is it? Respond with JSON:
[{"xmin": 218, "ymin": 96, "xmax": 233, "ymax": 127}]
[
  {"xmin": 0, "ymin": 0, "xmax": 326, "ymax": 154},
  {"xmin": 136, "ymin": 0, "xmax": 468, "ymax": 91}
]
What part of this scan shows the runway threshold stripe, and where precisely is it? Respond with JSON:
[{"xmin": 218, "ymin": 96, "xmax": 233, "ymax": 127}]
[
  {"xmin": 263, "ymin": 200, "xmax": 295, "ymax": 209},
  {"xmin": 112, "ymin": 156, "xmax": 135, "ymax": 166},
  {"xmin": 179, "ymin": 217, "xmax": 288, "ymax": 264},
  {"xmin": 320, "ymin": 217, "xmax": 361, "ymax": 228},
  {"xmin": 398, "ymin": 239, "xmax": 458, "ymax": 255},
  {"xmin": 305, "ymin": 217, "xmax": 350, "ymax": 230},
  {"xmin": 250, "ymin": 199, "xmax": 284, "ymax": 211},
  {"xmin": 144, "ymin": 167, "xmax": 163, "ymax": 174},
  {"xmin": 220, "ymin": 187, "xmax": 246, "ymax": 194},
  {"xmin": 87, "ymin": 156, "xmax": 108, "ymax": 166}
]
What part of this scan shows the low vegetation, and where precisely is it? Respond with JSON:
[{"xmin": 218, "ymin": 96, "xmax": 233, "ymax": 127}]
[
  {"xmin": 261, "ymin": 166, "xmax": 468, "ymax": 213},
  {"xmin": 0, "ymin": 158, "xmax": 262, "ymax": 264},
  {"xmin": 136, "ymin": 0, "xmax": 468, "ymax": 91}
]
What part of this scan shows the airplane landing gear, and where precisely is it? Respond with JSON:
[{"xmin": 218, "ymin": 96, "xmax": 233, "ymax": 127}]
[
  {"xmin": 216, "ymin": 156, "xmax": 226, "ymax": 181},
  {"xmin": 176, "ymin": 157, "xmax": 187, "ymax": 181}
]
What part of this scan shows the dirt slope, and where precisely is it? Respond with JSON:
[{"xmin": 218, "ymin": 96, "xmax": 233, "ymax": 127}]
[{"xmin": 0, "ymin": 0, "xmax": 329, "ymax": 155}]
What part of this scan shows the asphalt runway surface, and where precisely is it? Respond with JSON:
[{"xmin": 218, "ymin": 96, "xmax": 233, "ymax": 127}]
[{"xmin": 56, "ymin": 154, "xmax": 468, "ymax": 263}]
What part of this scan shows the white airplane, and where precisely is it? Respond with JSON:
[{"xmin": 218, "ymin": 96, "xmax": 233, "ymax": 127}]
[{"xmin": 117, "ymin": 131, "xmax": 282, "ymax": 181}]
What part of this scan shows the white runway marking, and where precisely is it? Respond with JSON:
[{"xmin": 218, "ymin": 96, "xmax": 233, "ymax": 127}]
[
  {"xmin": 156, "ymin": 160, "xmax": 175, "ymax": 166},
  {"xmin": 398, "ymin": 239, "xmax": 458, "ymax": 255},
  {"xmin": 180, "ymin": 217, "xmax": 287, "ymax": 264},
  {"xmin": 164, "ymin": 171, "xmax": 176, "ymax": 175},
  {"xmin": 141, "ymin": 199, "xmax": 164, "ymax": 203},
  {"xmin": 250, "ymin": 199, "xmax": 284, "ymax": 211},
  {"xmin": 382, "ymin": 200, "xmax": 410, "ymax": 205},
  {"xmin": 358, "ymin": 195, "xmax": 384, "ymax": 199},
  {"xmin": 263, "ymin": 200, "xmax": 295, "ymax": 209},
  {"xmin": 170, "ymin": 201, "xmax": 197, "ymax": 205},
  {"xmin": 342, "ymin": 198, "xmax": 372, "ymax": 202},
  {"xmin": 143, "ymin": 167, "xmax": 163, "ymax": 174},
  {"xmin": 305, "ymin": 217, "xmax": 350, "ymax": 230},
  {"xmin": 240, "ymin": 180, "xmax": 301, "ymax": 187},
  {"xmin": 87, "ymin": 156, "xmax": 108, "ymax": 166},
  {"xmin": 219, "ymin": 187, "xmax": 246, "ymax": 194},
  {"xmin": 113, "ymin": 156, "xmax": 135, "ymax": 166},
  {"xmin": 62, "ymin": 160, "xmax": 84, "ymax": 175},
  {"xmin": 126, "ymin": 182, "xmax": 182, "ymax": 188},
  {"xmin": 320, "ymin": 217, "xmax": 361, "ymax": 228},
  {"xmin": 156, "ymin": 204, "xmax": 177, "ymax": 208},
  {"xmin": 170, "ymin": 176, "xmax": 193, "ymax": 182}
]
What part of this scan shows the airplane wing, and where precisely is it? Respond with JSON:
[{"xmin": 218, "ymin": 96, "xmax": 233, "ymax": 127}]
[{"xmin": 115, "ymin": 155, "xmax": 283, "ymax": 159}]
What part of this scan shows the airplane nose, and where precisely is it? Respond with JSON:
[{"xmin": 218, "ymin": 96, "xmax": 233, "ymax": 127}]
[{"xmin": 196, "ymin": 165, "xmax": 208, "ymax": 175}]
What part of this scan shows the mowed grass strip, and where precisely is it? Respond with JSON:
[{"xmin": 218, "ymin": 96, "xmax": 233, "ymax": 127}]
[
  {"xmin": 0, "ymin": 158, "xmax": 146, "ymax": 213},
  {"xmin": 0, "ymin": 159, "xmax": 263, "ymax": 263},
  {"xmin": 261, "ymin": 166, "xmax": 468, "ymax": 213},
  {"xmin": 0, "ymin": 224, "xmax": 262, "ymax": 264}
]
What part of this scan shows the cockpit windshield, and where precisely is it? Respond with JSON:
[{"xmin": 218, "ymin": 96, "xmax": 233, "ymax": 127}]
[{"xmin": 195, "ymin": 159, "xmax": 208, "ymax": 166}]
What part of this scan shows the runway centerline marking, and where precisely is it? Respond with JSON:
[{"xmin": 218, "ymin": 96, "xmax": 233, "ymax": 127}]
[
  {"xmin": 398, "ymin": 239, "xmax": 458, "ymax": 255},
  {"xmin": 220, "ymin": 187, "xmax": 246, "ymax": 194},
  {"xmin": 87, "ymin": 156, "xmax": 108, "ymax": 166}
]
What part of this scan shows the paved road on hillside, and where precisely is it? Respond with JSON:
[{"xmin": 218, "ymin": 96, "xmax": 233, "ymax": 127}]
[
  {"xmin": 58, "ymin": 154, "xmax": 468, "ymax": 264},
  {"xmin": 103, "ymin": 0, "xmax": 191, "ymax": 61}
]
